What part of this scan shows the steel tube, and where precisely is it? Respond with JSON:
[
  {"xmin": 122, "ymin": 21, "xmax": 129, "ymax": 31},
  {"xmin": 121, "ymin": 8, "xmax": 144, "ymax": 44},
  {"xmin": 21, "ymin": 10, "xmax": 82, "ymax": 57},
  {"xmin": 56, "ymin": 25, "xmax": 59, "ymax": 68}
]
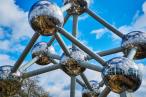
[
  {"xmin": 86, "ymin": 47, "xmax": 124, "ymax": 60},
  {"xmin": 72, "ymin": 14, "xmax": 78, "ymax": 48},
  {"xmin": 79, "ymin": 61, "xmax": 103, "ymax": 72},
  {"xmin": 64, "ymin": 14, "xmax": 71, "ymax": 25},
  {"xmin": 99, "ymin": 80, "xmax": 105, "ymax": 87},
  {"xmin": 76, "ymin": 78, "xmax": 86, "ymax": 88},
  {"xmin": 127, "ymin": 47, "xmax": 137, "ymax": 60},
  {"xmin": 20, "ymin": 56, "xmax": 39, "ymax": 71},
  {"xmin": 57, "ymin": 27, "xmax": 107, "ymax": 66},
  {"xmin": 98, "ymin": 87, "xmax": 111, "ymax": 97},
  {"xmin": 61, "ymin": 3, "xmax": 72, "ymax": 12},
  {"xmin": 12, "ymin": 33, "xmax": 40, "ymax": 73},
  {"xmin": 80, "ymin": 73, "xmax": 93, "ymax": 91},
  {"xmin": 72, "ymin": 15, "xmax": 78, "ymax": 37},
  {"xmin": 48, "ymin": 13, "xmax": 70, "ymax": 47},
  {"xmin": 120, "ymin": 92, "xmax": 134, "ymax": 97},
  {"xmin": 86, "ymin": 8, "xmax": 124, "ymax": 38},
  {"xmin": 47, "ymin": 53, "xmax": 61, "ymax": 60},
  {"xmin": 22, "ymin": 64, "xmax": 61, "ymax": 78},
  {"xmin": 55, "ymin": 33, "xmax": 70, "ymax": 56},
  {"xmin": 47, "ymin": 36, "xmax": 55, "ymax": 46},
  {"xmin": 70, "ymin": 76, "xmax": 76, "ymax": 97}
]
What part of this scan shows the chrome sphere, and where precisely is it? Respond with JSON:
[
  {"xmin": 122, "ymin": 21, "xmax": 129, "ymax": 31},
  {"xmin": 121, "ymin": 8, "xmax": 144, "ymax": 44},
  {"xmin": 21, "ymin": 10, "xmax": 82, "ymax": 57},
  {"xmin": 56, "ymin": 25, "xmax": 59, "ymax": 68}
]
[
  {"xmin": 0, "ymin": 66, "xmax": 21, "ymax": 96},
  {"xmin": 63, "ymin": 0, "xmax": 88, "ymax": 15},
  {"xmin": 122, "ymin": 31, "xmax": 146, "ymax": 59},
  {"xmin": 102, "ymin": 57, "xmax": 142, "ymax": 93},
  {"xmin": 60, "ymin": 47, "xmax": 86, "ymax": 76},
  {"xmin": 32, "ymin": 42, "xmax": 52, "ymax": 65},
  {"xmin": 82, "ymin": 80, "xmax": 100, "ymax": 97},
  {"xmin": 29, "ymin": 0, "xmax": 64, "ymax": 36}
]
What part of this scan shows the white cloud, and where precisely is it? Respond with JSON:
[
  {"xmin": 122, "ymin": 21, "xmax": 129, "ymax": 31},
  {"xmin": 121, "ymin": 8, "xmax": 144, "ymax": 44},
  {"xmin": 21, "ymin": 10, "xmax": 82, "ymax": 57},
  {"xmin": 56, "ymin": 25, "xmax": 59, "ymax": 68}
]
[
  {"xmin": 0, "ymin": 40, "xmax": 10, "ymax": 50},
  {"xmin": 0, "ymin": 54, "xmax": 14, "ymax": 66},
  {"xmin": 91, "ymin": 1, "xmax": 146, "ymax": 40},
  {"xmin": 91, "ymin": 28, "xmax": 108, "ymax": 39},
  {"xmin": 0, "ymin": 0, "xmax": 33, "ymax": 39},
  {"xmin": 116, "ymin": 2, "xmax": 146, "ymax": 40},
  {"xmin": 0, "ymin": 0, "xmax": 34, "ymax": 55},
  {"xmin": 79, "ymin": 14, "xmax": 89, "ymax": 21}
]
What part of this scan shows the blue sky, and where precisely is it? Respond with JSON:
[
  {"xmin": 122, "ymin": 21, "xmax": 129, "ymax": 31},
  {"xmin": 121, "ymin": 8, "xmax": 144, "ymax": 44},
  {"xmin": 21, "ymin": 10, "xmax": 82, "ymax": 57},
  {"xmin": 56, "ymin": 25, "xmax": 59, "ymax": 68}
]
[{"xmin": 0, "ymin": 0, "xmax": 146, "ymax": 97}]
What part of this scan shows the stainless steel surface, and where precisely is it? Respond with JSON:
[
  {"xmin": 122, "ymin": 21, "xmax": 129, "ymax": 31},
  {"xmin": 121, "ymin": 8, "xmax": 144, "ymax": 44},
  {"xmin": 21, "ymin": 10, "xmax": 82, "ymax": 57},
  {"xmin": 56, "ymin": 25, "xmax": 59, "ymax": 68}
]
[
  {"xmin": 82, "ymin": 80, "xmax": 100, "ymax": 97},
  {"xmin": 63, "ymin": 0, "xmax": 88, "ymax": 15},
  {"xmin": 122, "ymin": 31, "xmax": 146, "ymax": 59},
  {"xmin": 60, "ymin": 47, "xmax": 86, "ymax": 76},
  {"xmin": 102, "ymin": 57, "xmax": 142, "ymax": 93},
  {"xmin": 32, "ymin": 42, "xmax": 53, "ymax": 65},
  {"xmin": 57, "ymin": 27, "xmax": 107, "ymax": 66},
  {"xmin": 29, "ymin": 0, "xmax": 64, "ymax": 36}
]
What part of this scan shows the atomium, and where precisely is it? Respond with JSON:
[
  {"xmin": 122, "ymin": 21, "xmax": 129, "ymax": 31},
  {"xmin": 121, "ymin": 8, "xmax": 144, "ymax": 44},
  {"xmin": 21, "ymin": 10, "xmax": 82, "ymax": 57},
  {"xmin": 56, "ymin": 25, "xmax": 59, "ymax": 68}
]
[
  {"xmin": 122, "ymin": 31, "xmax": 146, "ymax": 59},
  {"xmin": 60, "ymin": 47, "xmax": 86, "ymax": 76},
  {"xmin": 102, "ymin": 57, "xmax": 142, "ymax": 93},
  {"xmin": 1, "ymin": 0, "xmax": 145, "ymax": 97},
  {"xmin": 0, "ymin": 66, "xmax": 21, "ymax": 97},
  {"xmin": 32, "ymin": 42, "xmax": 53, "ymax": 65},
  {"xmin": 63, "ymin": 0, "xmax": 88, "ymax": 15},
  {"xmin": 28, "ymin": 0, "xmax": 64, "ymax": 36},
  {"xmin": 82, "ymin": 80, "xmax": 100, "ymax": 97}
]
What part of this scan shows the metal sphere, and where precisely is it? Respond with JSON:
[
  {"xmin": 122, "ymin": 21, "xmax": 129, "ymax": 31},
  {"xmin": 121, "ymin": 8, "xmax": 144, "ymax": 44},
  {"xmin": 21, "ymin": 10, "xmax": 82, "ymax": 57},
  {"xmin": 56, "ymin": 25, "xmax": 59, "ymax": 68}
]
[
  {"xmin": 63, "ymin": 0, "xmax": 88, "ymax": 15},
  {"xmin": 32, "ymin": 42, "xmax": 52, "ymax": 65},
  {"xmin": 82, "ymin": 80, "xmax": 100, "ymax": 97},
  {"xmin": 102, "ymin": 57, "xmax": 142, "ymax": 93},
  {"xmin": 28, "ymin": 0, "xmax": 64, "ymax": 36},
  {"xmin": 122, "ymin": 31, "xmax": 146, "ymax": 59},
  {"xmin": 60, "ymin": 47, "xmax": 86, "ymax": 76},
  {"xmin": 0, "ymin": 65, "xmax": 21, "ymax": 96}
]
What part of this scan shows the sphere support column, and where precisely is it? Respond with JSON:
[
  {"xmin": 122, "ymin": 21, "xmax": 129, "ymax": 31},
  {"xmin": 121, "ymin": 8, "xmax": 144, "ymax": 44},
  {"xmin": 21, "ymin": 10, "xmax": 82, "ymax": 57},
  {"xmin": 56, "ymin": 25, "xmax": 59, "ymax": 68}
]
[{"xmin": 120, "ymin": 92, "xmax": 134, "ymax": 97}]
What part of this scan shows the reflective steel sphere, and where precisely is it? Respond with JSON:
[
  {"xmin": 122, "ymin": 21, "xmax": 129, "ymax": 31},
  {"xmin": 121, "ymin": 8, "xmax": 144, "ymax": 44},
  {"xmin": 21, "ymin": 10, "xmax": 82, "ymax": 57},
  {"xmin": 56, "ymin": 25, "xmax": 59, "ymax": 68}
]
[
  {"xmin": 0, "ymin": 66, "xmax": 21, "ymax": 96},
  {"xmin": 82, "ymin": 80, "xmax": 100, "ymax": 97},
  {"xmin": 63, "ymin": 0, "xmax": 88, "ymax": 15},
  {"xmin": 102, "ymin": 57, "xmax": 142, "ymax": 93},
  {"xmin": 60, "ymin": 47, "xmax": 86, "ymax": 76},
  {"xmin": 32, "ymin": 42, "xmax": 53, "ymax": 65},
  {"xmin": 122, "ymin": 31, "xmax": 146, "ymax": 59},
  {"xmin": 29, "ymin": 0, "xmax": 64, "ymax": 36}
]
